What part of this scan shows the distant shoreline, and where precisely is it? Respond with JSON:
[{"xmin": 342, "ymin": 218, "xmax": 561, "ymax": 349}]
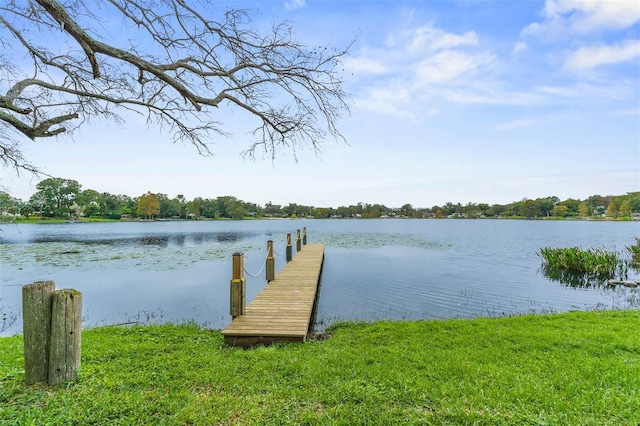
[{"xmin": 1, "ymin": 216, "xmax": 637, "ymax": 225}]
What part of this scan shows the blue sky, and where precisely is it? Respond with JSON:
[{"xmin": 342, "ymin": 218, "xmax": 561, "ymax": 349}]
[{"xmin": 2, "ymin": 0, "xmax": 639, "ymax": 208}]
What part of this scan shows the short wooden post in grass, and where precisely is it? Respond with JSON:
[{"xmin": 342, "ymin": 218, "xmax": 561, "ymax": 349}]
[
  {"xmin": 286, "ymin": 233, "xmax": 293, "ymax": 263},
  {"xmin": 303, "ymin": 227, "xmax": 307, "ymax": 246},
  {"xmin": 296, "ymin": 229, "xmax": 302, "ymax": 252},
  {"xmin": 48, "ymin": 289, "xmax": 82, "ymax": 385},
  {"xmin": 230, "ymin": 252, "xmax": 246, "ymax": 319},
  {"xmin": 22, "ymin": 280, "xmax": 55, "ymax": 385},
  {"xmin": 266, "ymin": 240, "xmax": 275, "ymax": 283}
]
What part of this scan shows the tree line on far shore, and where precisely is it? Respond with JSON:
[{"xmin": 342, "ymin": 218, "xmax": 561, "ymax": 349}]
[{"xmin": 1, "ymin": 177, "xmax": 639, "ymax": 221}]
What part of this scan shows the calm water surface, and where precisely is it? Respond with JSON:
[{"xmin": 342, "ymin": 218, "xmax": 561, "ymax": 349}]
[{"xmin": 1, "ymin": 219, "xmax": 638, "ymax": 335}]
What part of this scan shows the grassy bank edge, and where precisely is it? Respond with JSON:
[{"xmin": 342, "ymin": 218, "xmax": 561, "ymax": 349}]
[{"xmin": 1, "ymin": 310, "xmax": 639, "ymax": 425}]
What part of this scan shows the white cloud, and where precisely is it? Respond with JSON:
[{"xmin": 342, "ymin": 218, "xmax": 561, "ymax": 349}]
[
  {"xmin": 414, "ymin": 50, "xmax": 495, "ymax": 85},
  {"xmin": 564, "ymin": 39, "xmax": 640, "ymax": 70},
  {"xmin": 610, "ymin": 107, "xmax": 640, "ymax": 117},
  {"xmin": 556, "ymin": 0, "xmax": 640, "ymax": 33},
  {"xmin": 524, "ymin": 0, "xmax": 640, "ymax": 36},
  {"xmin": 494, "ymin": 119, "xmax": 537, "ymax": 131},
  {"xmin": 350, "ymin": 23, "xmax": 497, "ymax": 116},
  {"xmin": 440, "ymin": 88, "xmax": 548, "ymax": 106},
  {"xmin": 536, "ymin": 85, "xmax": 581, "ymax": 97},
  {"xmin": 344, "ymin": 57, "xmax": 390, "ymax": 75},
  {"xmin": 536, "ymin": 81, "xmax": 632, "ymax": 102},
  {"xmin": 512, "ymin": 41, "xmax": 528, "ymax": 55},
  {"xmin": 355, "ymin": 84, "xmax": 415, "ymax": 118},
  {"xmin": 388, "ymin": 25, "xmax": 478, "ymax": 53},
  {"xmin": 284, "ymin": 0, "xmax": 305, "ymax": 12},
  {"xmin": 351, "ymin": 6, "xmax": 638, "ymax": 119}
]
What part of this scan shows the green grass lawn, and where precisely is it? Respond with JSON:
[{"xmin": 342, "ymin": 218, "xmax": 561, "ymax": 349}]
[{"xmin": 1, "ymin": 310, "xmax": 639, "ymax": 425}]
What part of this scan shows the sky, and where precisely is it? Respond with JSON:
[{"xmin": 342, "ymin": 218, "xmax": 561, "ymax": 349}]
[{"xmin": 2, "ymin": 0, "xmax": 639, "ymax": 208}]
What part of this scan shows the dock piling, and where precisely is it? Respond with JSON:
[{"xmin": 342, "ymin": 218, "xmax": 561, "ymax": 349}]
[
  {"xmin": 230, "ymin": 252, "xmax": 246, "ymax": 318},
  {"xmin": 22, "ymin": 281, "xmax": 55, "ymax": 385},
  {"xmin": 286, "ymin": 233, "xmax": 293, "ymax": 262},
  {"xmin": 22, "ymin": 280, "xmax": 82, "ymax": 386},
  {"xmin": 266, "ymin": 240, "xmax": 275, "ymax": 283},
  {"xmin": 48, "ymin": 289, "xmax": 82, "ymax": 385}
]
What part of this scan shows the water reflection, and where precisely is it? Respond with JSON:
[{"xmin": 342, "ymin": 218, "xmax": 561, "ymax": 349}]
[
  {"xmin": 139, "ymin": 236, "xmax": 169, "ymax": 247},
  {"xmin": 26, "ymin": 231, "xmax": 252, "ymax": 248},
  {"xmin": 215, "ymin": 232, "xmax": 242, "ymax": 242},
  {"xmin": 540, "ymin": 266, "xmax": 609, "ymax": 288},
  {"xmin": 541, "ymin": 259, "xmax": 639, "ymax": 288}
]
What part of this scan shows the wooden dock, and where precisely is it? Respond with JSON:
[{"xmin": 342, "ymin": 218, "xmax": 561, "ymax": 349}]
[{"xmin": 222, "ymin": 244, "xmax": 325, "ymax": 347}]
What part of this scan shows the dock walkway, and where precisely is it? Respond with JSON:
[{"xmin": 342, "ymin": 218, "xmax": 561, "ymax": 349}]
[{"xmin": 222, "ymin": 243, "xmax": 325, "ymax": 347}]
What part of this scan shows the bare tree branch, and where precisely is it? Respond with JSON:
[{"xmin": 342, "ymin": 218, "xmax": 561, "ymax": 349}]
[
  {"xmin": 0, "ymin": 0, "xmax": 352, "ymax": 172},
  {"xmin": 0, "ymin": 130, "xmax": 39, "ymax": 174}
]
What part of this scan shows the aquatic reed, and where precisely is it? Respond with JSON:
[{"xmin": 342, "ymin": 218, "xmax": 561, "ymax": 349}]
[
  {"xmin": 627, "ymin": 238, "xmax": 640, "ymax": 265},
  {"xmin": 538, "ymin": 246, "xmax": 626, "ymax": 279}
]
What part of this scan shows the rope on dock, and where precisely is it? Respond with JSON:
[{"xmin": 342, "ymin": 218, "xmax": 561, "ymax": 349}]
[
  {"xmin": 273, "ymin": 243, "xmax": 286, "ymax": 257},
  {"xmin": 243, "ymin": 252, "xmax": 269, "ymax": 277}
]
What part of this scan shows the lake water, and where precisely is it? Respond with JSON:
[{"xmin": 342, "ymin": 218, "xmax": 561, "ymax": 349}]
[{"xmin": 1, "ymin": 219, "xmax": 639, "ymax": 336}]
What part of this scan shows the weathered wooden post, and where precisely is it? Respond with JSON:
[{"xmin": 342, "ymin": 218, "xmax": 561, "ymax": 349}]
[
  {"xmin": 303, "ymin": 227, "xmax": 307, "ymax": 246},
  {"xmin": 266, "ymin": 240, "xmax": 275, "ymax": 283},
  {"xmin": 286, "ymin": 233, "xmax": 293, "ymax": 263},
  {"xmin": 22, "ymin": 280, "xmax": 55, "ymax": 385},
  {"xmin": 296, "ymin": 229, "xmax": 302, "ymax": 252},
  {"xmin": 48, "ymin": 289, "xmax": 82, "ymax": 385},
  {"xmin": 230, "ymin": 252, "xmax": 246, "ymax": 318}
]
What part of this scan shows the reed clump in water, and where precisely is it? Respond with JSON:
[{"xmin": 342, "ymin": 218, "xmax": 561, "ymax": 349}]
[
  {"xmin": 627, "ymin": 238, "xmax": 640, "ymax": 265},
  {"xmin": 538, "ymin": 246, "xmax": 627, "ymax": 280}
]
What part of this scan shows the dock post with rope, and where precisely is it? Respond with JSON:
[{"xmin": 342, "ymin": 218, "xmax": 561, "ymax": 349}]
[
  {"xmin": 229, "ymin": 252, "xmax": 246, "ymax": 319},
  {"xmin": 266, "ymin": 240, "xmax": 275, "ymax": 283},
  {"xmin": 222, "ymin": 231, "xmax": 325, "ymax": 347},
  {"xmin": 286, "ymin": 233, "xmax": 293, "ymax": 262}
]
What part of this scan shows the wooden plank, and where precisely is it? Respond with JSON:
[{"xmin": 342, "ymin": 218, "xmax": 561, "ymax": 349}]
[{"xmin": 222, "ymin": 243, "xmax": 324, "ymax": 347}]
